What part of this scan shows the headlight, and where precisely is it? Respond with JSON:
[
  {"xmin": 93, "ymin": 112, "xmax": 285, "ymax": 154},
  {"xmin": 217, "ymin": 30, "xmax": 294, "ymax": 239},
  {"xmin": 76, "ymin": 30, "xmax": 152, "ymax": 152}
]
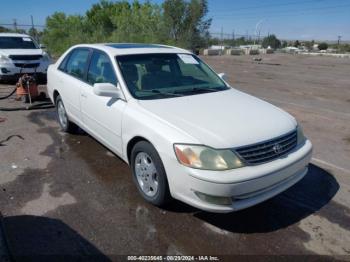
[
  {"xmin": 0, "ymin": 55, "xmax": 10, "ymax": 63},
  {"xmin": 297, "ymin": 125, "xmax": 306, "ymax": 145},
  {"xmin": 42, "ymin": 52, "xmax": 51, "ymax": 62},
  {"xmin": 174, "ymin": 144, "xmax": 244, "ymax": 170}
]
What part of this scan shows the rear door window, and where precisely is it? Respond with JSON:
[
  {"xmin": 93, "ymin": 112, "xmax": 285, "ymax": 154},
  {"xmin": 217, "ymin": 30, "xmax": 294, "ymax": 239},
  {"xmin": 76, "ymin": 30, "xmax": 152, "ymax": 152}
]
[{"xmin": 65, "ymin": 49, "xmax": 90, "ymax": 80}]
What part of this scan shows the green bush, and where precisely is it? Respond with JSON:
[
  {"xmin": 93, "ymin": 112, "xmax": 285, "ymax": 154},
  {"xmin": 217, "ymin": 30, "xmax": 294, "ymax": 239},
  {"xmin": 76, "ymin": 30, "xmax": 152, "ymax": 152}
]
[{"xmin": 318, "ymin": 42, "xmax": 328, "ymax": 50}]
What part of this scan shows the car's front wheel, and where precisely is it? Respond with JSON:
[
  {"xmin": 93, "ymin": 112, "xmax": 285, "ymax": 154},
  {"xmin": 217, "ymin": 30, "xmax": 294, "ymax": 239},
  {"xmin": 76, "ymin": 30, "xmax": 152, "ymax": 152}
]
[
  {"xmin": 56, "ymin": 95, "xmax": 78, "ymax": 133},
  {"xmin": 131, "ymin": 141, "xmax": 171, "ymax": 206}
]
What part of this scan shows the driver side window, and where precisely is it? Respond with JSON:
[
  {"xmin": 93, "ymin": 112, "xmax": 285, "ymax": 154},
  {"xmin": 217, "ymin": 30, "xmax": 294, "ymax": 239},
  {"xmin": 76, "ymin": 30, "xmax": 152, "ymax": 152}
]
[
  {"xmin": 65, "ymin": 49, "xmax": 90, "ymax": 80},
  {"xmin": 87, "ymin": 51, "xmax": 117, "ymax": 85}
]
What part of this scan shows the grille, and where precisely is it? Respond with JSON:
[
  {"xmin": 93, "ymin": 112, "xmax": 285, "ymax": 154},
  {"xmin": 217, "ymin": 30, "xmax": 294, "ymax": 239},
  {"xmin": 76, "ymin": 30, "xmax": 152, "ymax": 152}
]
[
  {"xmin": 235, "ymin": 130, "xmax": 297, "ymax": 165},
  {"xmin": 14, "ymin": 63, "xmax": 40, "ymax": 68},
  {"xmin": 9, "ymin": 55, "xmax": 42, "ymax": 61}
]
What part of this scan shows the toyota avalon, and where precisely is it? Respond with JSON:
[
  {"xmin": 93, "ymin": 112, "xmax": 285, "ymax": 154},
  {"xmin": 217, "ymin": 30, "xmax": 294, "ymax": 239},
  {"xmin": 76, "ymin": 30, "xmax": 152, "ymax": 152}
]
[{"xmin": 47, "ymin": 43, "xmax": 312, "ymax": 213}]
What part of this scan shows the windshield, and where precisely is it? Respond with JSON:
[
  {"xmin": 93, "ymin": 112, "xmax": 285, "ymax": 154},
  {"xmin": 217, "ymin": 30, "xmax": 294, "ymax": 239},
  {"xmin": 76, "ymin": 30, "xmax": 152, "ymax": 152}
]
[
  {"xmin": 0, "ymin": 36, "xmax": 38, "ymax": 49},
  {"xmin": 117, "ymin": 53, "xmax": 229, "ymax": 100}
]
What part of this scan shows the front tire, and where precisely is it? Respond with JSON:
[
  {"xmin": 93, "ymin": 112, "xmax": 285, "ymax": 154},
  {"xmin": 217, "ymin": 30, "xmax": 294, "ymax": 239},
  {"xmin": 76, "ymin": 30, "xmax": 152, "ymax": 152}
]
[
  {"xmin": 131, "ymin": 141, "xmax": 171, "ymax": 206},
  {"xmin": 55, "ymin": 95, "xmax": 78, "ymax": 133}
]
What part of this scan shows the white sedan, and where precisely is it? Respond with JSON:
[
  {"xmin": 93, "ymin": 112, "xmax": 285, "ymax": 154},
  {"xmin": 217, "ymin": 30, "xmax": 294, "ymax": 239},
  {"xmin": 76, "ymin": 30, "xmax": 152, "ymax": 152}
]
[{"xmin": 47, "ymin": 43, "xmax": 312, "ymax": 213}]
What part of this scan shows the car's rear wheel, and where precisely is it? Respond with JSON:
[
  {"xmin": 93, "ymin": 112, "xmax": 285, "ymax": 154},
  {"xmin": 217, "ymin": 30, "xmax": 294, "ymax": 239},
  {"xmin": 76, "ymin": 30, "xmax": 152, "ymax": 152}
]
[
  {"xmin": 131, "ymin": 141, "xmax": 171, "ymax": 206},
  {"xmin": 56, "ymin": 95, "xmax": 78, "ymax": 133}
]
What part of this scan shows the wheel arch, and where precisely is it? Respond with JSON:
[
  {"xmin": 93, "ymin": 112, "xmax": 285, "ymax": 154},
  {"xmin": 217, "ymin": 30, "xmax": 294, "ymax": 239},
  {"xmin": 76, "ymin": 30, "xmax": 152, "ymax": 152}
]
[
  {"xmin": 126, "ymin": 136, "xmax": 153, "ymax": 165},
  {"xmin": 53, "ymin": 90, "xmax": 60, "ymax": 104}
]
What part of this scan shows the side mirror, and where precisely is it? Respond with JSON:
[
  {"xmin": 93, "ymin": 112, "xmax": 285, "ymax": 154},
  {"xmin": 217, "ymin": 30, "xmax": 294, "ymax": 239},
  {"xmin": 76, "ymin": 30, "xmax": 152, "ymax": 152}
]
[
  {"xmin": 218, "ymin": 73, "xmax": 228, "ymax": 81},
  {"xmin": 39, "ymin": 44, "xmax": 46, "ymax": 49},
  {"xmin": 93, "ymin": 83, "xmax": 122, "ymax": 99}
]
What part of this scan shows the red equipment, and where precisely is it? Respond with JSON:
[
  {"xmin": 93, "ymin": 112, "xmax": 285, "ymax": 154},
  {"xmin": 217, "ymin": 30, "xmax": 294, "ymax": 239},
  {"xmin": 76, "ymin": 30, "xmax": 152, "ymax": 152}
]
[{"xmin": 16, "ymin": 74, "xmax": 39, "ymax": 103}]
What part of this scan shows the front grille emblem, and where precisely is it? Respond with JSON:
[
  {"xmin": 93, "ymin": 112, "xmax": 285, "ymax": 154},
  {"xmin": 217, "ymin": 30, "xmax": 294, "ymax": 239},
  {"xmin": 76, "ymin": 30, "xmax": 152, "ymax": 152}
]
[{"xmin": 272, "ymin": 143, "xmax": 283, "ymax": 154}]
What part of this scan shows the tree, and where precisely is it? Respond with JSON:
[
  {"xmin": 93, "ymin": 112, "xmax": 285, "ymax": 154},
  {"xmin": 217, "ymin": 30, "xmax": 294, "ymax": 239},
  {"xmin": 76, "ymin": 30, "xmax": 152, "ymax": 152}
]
[
  {"xmin": 185, "ymin": 0, "xmax": 212, "ymax": 49},
  {"xmin": 261, "ymin": 34, "xmax": 281, "ymax": 49},
  {"xmin": 318, "ymin": 42, "xmax": 328, "ymax": 50},
  {"xmin": 293, "ymin": 40, "xmax": 300, "ymax": 47},
  {"xmin": 162, "ymin": 0, "xmax": 211, "ymax": 49},
  {"xmin": 0, "ymin": 26, "xmax": 11, "ymax": 33},
  {"xmin": 42, "ymin": 0, "xmax": 212, "ymax": 55},
  {"xmin": 162, "ymin": 0, "xmax": 187, "ymax": 43},
  {"xmin": 42, "ymin": 12, "xmax": 89, "ymax": 56}
]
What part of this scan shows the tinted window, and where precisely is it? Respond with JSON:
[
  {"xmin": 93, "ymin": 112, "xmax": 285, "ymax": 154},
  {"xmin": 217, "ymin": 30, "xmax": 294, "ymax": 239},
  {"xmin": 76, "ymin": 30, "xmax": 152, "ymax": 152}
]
[
  {"xmin": 58, "ymin": 52, "xmax": 71, "ymax": 71},
  {"xmin": 0, "ymin": 37, "xmax": 38, "ymax": 49},
  {"xmin": 65, "ymin": 49, "xmax": 90, "ymax": 80},
  {"xmin": 117, "ymin": 53, "xmax": 227, "ymax": 100},
  {"xmin": 87, "ymin": 51, "xmax": 117, "ymax": 85}
]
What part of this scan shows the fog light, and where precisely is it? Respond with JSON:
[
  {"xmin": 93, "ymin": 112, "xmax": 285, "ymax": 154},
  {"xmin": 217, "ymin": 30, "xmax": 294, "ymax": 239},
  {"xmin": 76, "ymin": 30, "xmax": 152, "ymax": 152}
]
[
  {"xmin": 1, "ymin": 68, "xmax": 10, "ymax": 74},
  {"xmin": 195, "ymin": 191, "xmax": 232, "ymax": 206}
]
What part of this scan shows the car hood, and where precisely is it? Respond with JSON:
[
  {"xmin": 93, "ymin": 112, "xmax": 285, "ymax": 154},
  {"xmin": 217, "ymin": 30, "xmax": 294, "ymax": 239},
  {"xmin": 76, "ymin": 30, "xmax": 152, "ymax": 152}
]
[
  {"xmin": 138, "ymin": 89, "xmax": 297, "ymax": 148},
  {"xmin": 0, "ymin": 49, "xmax": 43, "ymax": 57}
]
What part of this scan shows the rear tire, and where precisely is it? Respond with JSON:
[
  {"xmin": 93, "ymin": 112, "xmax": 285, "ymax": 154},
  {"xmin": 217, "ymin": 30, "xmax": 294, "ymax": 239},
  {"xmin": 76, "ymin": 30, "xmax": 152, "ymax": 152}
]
[
  {"xmin": 55, "ymin": 95, "xmax": 78, "ymax": 133},
  {"xmin": 131, "ymin": 141, "xmax": 172, "ymax": 207}
]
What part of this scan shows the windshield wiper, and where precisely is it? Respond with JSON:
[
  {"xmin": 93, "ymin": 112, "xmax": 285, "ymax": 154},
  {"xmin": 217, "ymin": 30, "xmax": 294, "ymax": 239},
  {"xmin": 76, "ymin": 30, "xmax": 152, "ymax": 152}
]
[
  {"xmin": 140, "ymin": 89, "xmax": 184, "ymax": 97},
  {"xmin": 193, "ymin": 86, "xmax": 227, "ymax": 92},
  {"xmin": 176, "ymin": 86, "xmax": 227, "ymax": 94}
]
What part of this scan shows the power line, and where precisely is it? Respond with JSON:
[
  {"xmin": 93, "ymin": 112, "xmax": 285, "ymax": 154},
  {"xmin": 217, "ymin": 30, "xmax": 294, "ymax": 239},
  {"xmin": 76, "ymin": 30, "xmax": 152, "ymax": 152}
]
[
  {"xmin": 0, "ymin": 23, "xmax": 45, "ymax": 28},
  {"xmin": 212, "ymin": 0, "xmax": 327, "ymax": 13},
  {"xmin": 214, "ymin": 5, "xmax": 350, "ymax": 21},
  {"xmin": 214, "ymin": 3, "xmax": 350, "ymax": 18}
]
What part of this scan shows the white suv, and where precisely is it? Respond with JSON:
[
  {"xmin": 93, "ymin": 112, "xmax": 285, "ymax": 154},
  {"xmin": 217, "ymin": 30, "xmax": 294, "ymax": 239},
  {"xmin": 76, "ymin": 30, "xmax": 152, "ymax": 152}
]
[
  {"xmin": 0, "ymin": 33, "xmax": 51, "ymax": 83},
  {"xmin": 47, "ymin": 43, "xmax": 312, "ymax": 213}
]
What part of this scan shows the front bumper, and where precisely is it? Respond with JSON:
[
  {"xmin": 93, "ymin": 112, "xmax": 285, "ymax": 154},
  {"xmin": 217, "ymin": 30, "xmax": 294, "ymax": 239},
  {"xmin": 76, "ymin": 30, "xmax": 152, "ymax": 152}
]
[
  {"xmin": 0, "ymin": 61, "xmax": 49, "ymax": 84},
  {"xmin": 165, "ymin": 140, "xmax": 312, "ymax": 213},
  {"xmin": 0, "ymin": 73, "xmax": 47, "ymax": 84}
]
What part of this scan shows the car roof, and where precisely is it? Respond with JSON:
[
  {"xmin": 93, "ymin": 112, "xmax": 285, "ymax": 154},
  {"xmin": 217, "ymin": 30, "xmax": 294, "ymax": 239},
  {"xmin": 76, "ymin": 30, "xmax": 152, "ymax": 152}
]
[
  {"xmin": 0, "ymin": 33, "xmax": 31, "ymax": 38},
  {"xmin": 71, "ymin": 43, "xmax": 192, "ymax": 56}
]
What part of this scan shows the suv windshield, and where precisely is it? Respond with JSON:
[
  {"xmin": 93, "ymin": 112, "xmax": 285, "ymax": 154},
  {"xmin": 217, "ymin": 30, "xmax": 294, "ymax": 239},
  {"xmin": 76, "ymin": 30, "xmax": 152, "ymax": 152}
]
[
  {"xmin": 117, "ymin": 53, "xmax": 229, "ymax": 100},
  {"xmin": 0, "ymin": 36, "xmax": 38, "ymax": 49}
]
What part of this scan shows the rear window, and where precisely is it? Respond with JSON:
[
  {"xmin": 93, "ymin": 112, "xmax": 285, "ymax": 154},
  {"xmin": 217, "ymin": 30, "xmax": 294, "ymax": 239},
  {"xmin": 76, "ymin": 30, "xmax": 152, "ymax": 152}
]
[{"xmin": 0, "ymin": 37, "xmax": 38, "ymax": 49}]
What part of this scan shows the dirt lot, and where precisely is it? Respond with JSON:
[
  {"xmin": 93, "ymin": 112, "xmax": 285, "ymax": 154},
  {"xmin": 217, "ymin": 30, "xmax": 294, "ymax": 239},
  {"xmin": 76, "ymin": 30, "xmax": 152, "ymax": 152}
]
[{"xmin": 0, "ymin": 53, "xmax": 350, "ymax": 260}]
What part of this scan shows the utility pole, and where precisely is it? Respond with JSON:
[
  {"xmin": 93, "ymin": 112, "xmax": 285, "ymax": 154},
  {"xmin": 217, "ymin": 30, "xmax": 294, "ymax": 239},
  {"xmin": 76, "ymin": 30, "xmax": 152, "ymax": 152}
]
[
  {"xmin": 220, "ymin": 26, "xmax": 224, "ymax": 54},
  {"xmin": 232, "ymin": 30, "xmax": 235, "ymax": 47},
  {"xmin": 30, "ymin": 15, "xmax": 37, "ymax": 42},
  {"xmin": 31, "ymin": 15, "xmax": 34, "ymax": 30},
  {"xmin": 254, "ymin": 19, "xmax": 265, "ymax": 46},
  {"xmin": 338, "ymin": 35, "xmax": 342, "ymax": 52},
  {"xmin": 13, "ymin": 19, "xmax": 17, "ymax": 32}
]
